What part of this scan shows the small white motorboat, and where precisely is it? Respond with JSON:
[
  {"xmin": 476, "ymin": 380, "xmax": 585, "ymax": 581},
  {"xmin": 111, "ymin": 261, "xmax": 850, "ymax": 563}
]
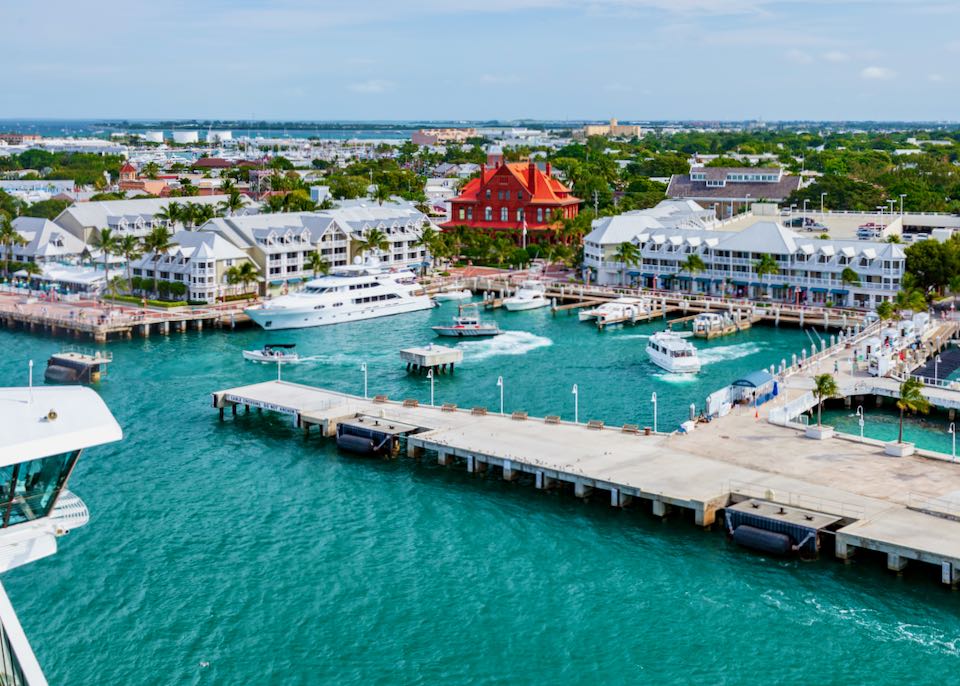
[
  {"xmin": 242, "ymin": 343, "xmax": 301, "ymax": 363},
  {"xmin": 433, "ymin": 285, "xmax": 473, "ymax": 302},
  {"xmin": 646, "ymin": 330, "xmax": 700, "ymax": 373},
  {"xmin": 503, "ymin": 280, "xmax": 549, "ymax": 311},
  {"xmin": 432, "ymin": 304, "xmax": 502, "ymax": 337}
]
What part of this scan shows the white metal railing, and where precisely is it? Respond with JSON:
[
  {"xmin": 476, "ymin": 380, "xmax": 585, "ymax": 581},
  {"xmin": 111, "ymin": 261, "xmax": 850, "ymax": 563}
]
[
  {"xmin": 768, "ymin": 391, "xmax": 816, "ymax": 425},
  {"xmin": 727, "ymin": 480, "xmax": 865, "ymax": 519}
]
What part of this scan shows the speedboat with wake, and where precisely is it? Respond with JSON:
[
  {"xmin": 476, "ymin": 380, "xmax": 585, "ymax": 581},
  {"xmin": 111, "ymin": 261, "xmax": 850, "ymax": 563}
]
[
  {"xmin": 432, "ymin": 304, "xmax": 502, "ymax": 337},
  {"xmin": 242, "ymin": 343, "xmax": 301, "ymax": 363},
  {"xmin": 646, "ymin": 330, "xmax": 700, "ymax": 373}
]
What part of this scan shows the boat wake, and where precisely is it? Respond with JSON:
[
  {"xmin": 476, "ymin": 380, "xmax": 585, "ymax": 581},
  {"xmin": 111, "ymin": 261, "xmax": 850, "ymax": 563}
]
[
  {"xmin": 458, "ymin": 331, "xmax": 553, "ymax": 361},
  {"xmin": 698, "ymin": 342, "xmax": 763, "ymax": 365},
  {"xmin": 655, "ymin": 372, "xmax": 699, "ymax": 384}
]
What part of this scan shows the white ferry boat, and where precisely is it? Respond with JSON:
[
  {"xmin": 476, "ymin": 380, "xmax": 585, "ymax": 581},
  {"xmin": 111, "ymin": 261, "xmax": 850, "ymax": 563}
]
[
  {"xmin": 646, "ymin": 330, "xmax": 701, "ymax": 373},
  {"xmin": 503, "ymin": 281, "xmax": 549, "ymax": 311},
  {"xmin": 432, "ymin": 304, "xmax": 502, "ymax": 337},
  {"xmin": 0, "ymin": 384, "xmax": 122, "ymax": 683},
  {"xmin": 578, "ymin": 297, "xmax": 648, "ymax": 325},
  {"xmin": 244, "ymin": 260, "xmax": 433, "ymax": 330}
]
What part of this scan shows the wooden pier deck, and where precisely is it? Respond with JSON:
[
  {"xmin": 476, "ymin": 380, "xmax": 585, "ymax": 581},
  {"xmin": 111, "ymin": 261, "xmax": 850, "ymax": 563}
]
[{"xmin": 212, "ymin": 379, "xmax": 960, "ymax": 588}]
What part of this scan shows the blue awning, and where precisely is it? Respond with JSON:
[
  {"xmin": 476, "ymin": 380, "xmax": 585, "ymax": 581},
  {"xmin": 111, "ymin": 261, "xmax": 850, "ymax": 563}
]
[
  {"xmin": 695, "ymin": 277, "xmax": 711, "ymax": 282},
  {"xmin": 811, "ymin": 287, "xmax": 828, "ymax": 293},
  {"xmin": 642, "ymin": 272, "xmax": 655, "ymax": 278},
  {"xmin": 732, "ymin": 280, "xmax": 749, "ymax": 286},
  {"xmin": 831, "ymin": 289, "xmax": 849, "ymax": 295},
  {"xmin": 627, "ymin": 270, "xmax": 642, "ymax": 277},
  {"xmin": 731, "ymin": 369, "xmax": 775, "ymax": 388},
  {"xmin": 675, "ymin": 275, "xmax": 692, "ymax": 281}
]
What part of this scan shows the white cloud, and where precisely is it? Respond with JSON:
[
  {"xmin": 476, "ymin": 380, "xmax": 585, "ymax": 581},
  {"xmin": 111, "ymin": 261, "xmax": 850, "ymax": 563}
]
[
  {"xmin": 928, "ymin": 73, "xmax": 945, "ymax": 82},
  {"xmin": 860, "ymin": 66, "xmax": 896, "ymax": 80},
  {"xmin": 822, "ymin": 50, "xmax": 849, "ymax": 62},
  {"xmin": 347, "ymin": 79, "xmax": 393, "ymax": 94},
  {"xmin": 786, "ymin": 49, "xmax": 814, "ymax": 65}
]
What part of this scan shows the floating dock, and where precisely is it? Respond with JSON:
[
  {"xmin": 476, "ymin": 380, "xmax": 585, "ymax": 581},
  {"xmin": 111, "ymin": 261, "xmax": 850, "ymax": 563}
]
[
  {"xmin": 45, "ymin": 347, "xmax": 112, "ymax": 383},
  {"xmin": 399, "ymin": 345, "xmax": 463, "ymax": 374},
  {"xmin": 212, "ymin": 378, "xmax": 960, "ymax": 589}
]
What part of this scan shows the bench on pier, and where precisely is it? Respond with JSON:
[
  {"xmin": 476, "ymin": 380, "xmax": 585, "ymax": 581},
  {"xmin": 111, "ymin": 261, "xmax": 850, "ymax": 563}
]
[
  {"xmin": 511, "ymin": 411, "xmax": 528, "ymax": 421},
  {"xmin": 544, "ymin": 415, "xmax": 561, "ymax": 424},
  {"xmin": 621, "ymin": 424, "xmax": 640, "ymax": 435},
  {"xmin": 403, "ymin": 399, "xmax": 419, "ymax": 408},
  {"xmin": 471, "ymin": 406, "xmax": 488, "ymax": 416},
  {"xmin": 441, "ymin": 403, "xmax": 457, "ymax": 412},
  {"xmin": 373, "ymin": 394, "xmax": 389, "ymax": 403},
  {"xmin": 586, "ymin": 420, "xmax": 605, "ymax": 430}
]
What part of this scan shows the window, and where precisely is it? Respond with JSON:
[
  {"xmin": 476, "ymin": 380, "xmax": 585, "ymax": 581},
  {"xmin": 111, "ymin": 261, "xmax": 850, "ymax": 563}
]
[
  {"xmin": 497, "ymin": 190, "xmax": 504, "ymax": 200},
  {"xmin": 485, "ymin": 206, "xmax": 493, "ymax": 221},
  {"xmin": 459, "ymin": 208, "xmax": 465, "ymax": 220},
  {"xmin": 500, "ymin": 207, "xmax": 508, "ymax": 222},
  {"xmin": 485, "ymin": 189, "xmax": 491, "ymax": 200},
  {"xmin": 505, "ymin": 191, "xmax": 510, "ymax": 200},
  {"xmin": 536, "ymin": 208, "xmax": 543, "ymax": 223},
  {"xmin": 516, "ymin": 209, "xmax": 524, "ymax": 222},
  {"xmin": 517, "ymin": 191, "xmax": 523, "ymax": 201},
  {"xmin": 0, "ymin": 450, "xmax": 79, "ymax": 528},
  {"xmin": 467, "ymin": 208, "xmax": 473, "ymax": 220}
]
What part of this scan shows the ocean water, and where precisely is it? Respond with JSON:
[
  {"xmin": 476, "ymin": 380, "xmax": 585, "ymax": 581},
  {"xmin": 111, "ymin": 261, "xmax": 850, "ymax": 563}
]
[
  {"xmin": 2, "ymin": 304, "xmax": 960, "ymax": 685},
  {"xmin": 822, "ymin": 405, "xmax": 958, "ymax": 457}
]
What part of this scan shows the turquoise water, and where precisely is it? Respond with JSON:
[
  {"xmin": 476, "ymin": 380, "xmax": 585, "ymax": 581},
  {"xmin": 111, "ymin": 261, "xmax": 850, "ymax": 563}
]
[
  {"xmin": 822, "ymin": 405, "xmax": 958, "ymax": 457},
  {"xmin": 3, "ymin": 304, "xmax": 960, "ymax": 685}
]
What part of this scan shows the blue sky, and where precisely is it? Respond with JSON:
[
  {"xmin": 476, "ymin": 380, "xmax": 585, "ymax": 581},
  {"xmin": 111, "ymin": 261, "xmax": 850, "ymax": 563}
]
[{"xmin": 3, "ymin": 0, "xmax": 959, "ymax": 121}]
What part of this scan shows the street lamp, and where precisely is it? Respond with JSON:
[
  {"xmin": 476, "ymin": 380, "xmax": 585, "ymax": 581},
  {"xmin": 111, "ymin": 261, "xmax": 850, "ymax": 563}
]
[
  {"xmin": 360, "ymin": 362, "xmax": 368, "ymax": 399},
  {"xmin": 820, "ymin": 192, "xmax": 827, "ymax": 220},
  {"xmin": 651, "ymin": 391, "xmax": 658, "ymax": 433},
  {"xmin": 887, "ymin": 199, "xmax": 896, "ymax": 219},
  {"xmin": 935, "ymin": 354, "xmax": 942, "ymax": 383},
  {"xmin": 572, "ymin": 384, "xmax": 579, "ymax": 424},
  {"xmin": 899, "ymin": 193, "xmax": 906, "ymax": 215},
  {"xmin": 950, "ymin": 422, "xmax": 956, "ymax": 461},
  {"xmin": 802, "ymin": 199, "xmax": 809, "ymax": 226},
  {"xmin": 497, "ymin": 375, "xmax": 504, "ymax": 415},
  {"xmin": 856, "ymin": 405, "xmax": 864, "ymax": 442}
]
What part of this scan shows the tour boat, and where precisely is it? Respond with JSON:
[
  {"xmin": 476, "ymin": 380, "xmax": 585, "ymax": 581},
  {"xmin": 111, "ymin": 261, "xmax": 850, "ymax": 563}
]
[
  {"xmin": 503, "ymin": 280, "xmax": 549, "ymax": 311},
  {"xmin": 242, "ymin": 343, "xmax": 301, "ymax": 363},
  {"xmin": 244, "ymin": 259, "xmax": 433, "ymax": 330},
  {"xmin": 578, "ymin": 296, "xmax": 648, "ymax": 325},
  {"xmin": 432, "ymin": 304, "xmax": 502, "ymax": 337},
  {"xmin": 646, "ymin": 330, "xmax": 701, "ymax": 373}
]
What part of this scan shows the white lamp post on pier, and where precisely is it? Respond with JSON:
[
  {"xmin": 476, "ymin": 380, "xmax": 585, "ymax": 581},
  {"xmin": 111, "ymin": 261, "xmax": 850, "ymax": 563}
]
[
  {"xmin": 572, "ymin": 384, "xmax": 579, "ymax": 424},
  {"xmin": 949, "ymin": 422, "xmax": 956, "ymax": 461},
  {"xmin": 360, "ymin": 362, "xmax": 368, "ymax": 399},
  {"xmin": 427, "ymin": 368, "xmax": 435, "ymax": 406},
  {"xmin": 856, "ymin": 405, "xmax": 864, "ymax": 442},
  {"xmin": 651, "ymin": 391, "xmax": 658, "ymax": 433},
  {"xmin": 935, "ymin": 355, "xmax": 942, "ymax": 383},
  {"xmin": 497, "ymin": 375, "xmax": 504, "ymax": 415}
]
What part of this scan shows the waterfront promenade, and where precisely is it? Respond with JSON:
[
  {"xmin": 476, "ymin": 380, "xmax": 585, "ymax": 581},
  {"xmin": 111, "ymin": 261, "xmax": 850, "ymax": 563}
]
[{"xmin": 213, "ymin": 379, "xmax": 960, "ymax": 586}]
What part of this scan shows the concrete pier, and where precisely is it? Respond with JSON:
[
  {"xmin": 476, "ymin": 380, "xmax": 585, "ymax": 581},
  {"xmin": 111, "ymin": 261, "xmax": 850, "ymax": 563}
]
[
  {"xmin": 212, "ymin": 379, "xmax": 960, "ymax": 589},
  {"xmin": 400, "ymin": 345, "xmax": 463, "ymax": 374}
]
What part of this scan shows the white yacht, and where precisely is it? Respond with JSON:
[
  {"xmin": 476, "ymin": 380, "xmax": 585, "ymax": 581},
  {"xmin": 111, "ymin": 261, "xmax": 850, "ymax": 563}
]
[
  {"xmin": 0, "ymin": 384, "xmax": 122, "ymax": 684},
  {"xmin": 646, "ymin": 330, "xmax": 701, "ymax": 373},
  {"xmin": 503, "ymin": 281, "xmax": 549, "ymax": 311},
  {"xmin": 578, "ymin": 297, "xmax": 648, "ymax": 325},
  {"xmin": 245, "ymin": 260, "xmax": 433, "ymax": 330},
  {"xmin": 692, "ymin": 312, "xmax": 732, "ymax": 337}
]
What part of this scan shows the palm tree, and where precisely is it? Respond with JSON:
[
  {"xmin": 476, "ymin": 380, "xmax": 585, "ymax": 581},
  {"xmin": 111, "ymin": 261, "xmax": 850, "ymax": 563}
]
[
  {"xmin": 306, "ymin": 251, "xmax": 330, "ymax": 276},
  {"xmin": 896, "ymin": 377, "xmax": 930, "ymax": 444},
  {"xmin": 218, "ymin": 189, "xmax": 246, "ymax": 217},
  {"xmin": 840, "ymin": 266, "xmax": 861, "ymax": 288},
  {"xmin": 356, "ymin": 228, "xmax": 390, "ymax": 258},
  {"xmin": 613, "ymin": 241, "xmax": 641, "ymax": 286},
  {"xmin": 876, "ymin": 301, "xmax": 895, "ymax": 320},
  {"xmin": 372, "ymin": 184, "xmax": 391, "ymax": 206},
  {"xmin": 893, "ymin": 289, "xmax": 926, "ymax": 315},
  {"xmin": 0, "ymin": 212, "xmax": 26, "ymax": 276},
  {"xmin": 142, "ymin": 226, "xmax": 177, "ymax": 296},
  {"xmin": 91, "ymin": 227, "xmax": 120, "ymax": 294},
  {"xmin": 754, "ymin": 253, "xmax": 780, "ymax": 298},
  {"xmin": 117, "ymin": 234, "xmax": 142, "ymax": 292},
  {"xmin": 192, "ymin": 203, "xmax": 216, "ymax": 227},
  {"xmin": 813, "ymin": 373, "xmax": 839, "ymax": 427},
  {"xmin": 142, "ymin": 161, "xmax": 161, "ymax": 180},
  {"xmin": 265, "ymin": 195, "xmax": 286, "ymax": 214},
  {"xmin": 183, "ymin": 201, "xmax": 204, "ymax": 229},
  {"xmin": 226, "ymin": 261, "xmax": 260, "ymax": 296},
  {"xmin": 155, "ymin": 202, "xmax": 183, "ymax": 228}
]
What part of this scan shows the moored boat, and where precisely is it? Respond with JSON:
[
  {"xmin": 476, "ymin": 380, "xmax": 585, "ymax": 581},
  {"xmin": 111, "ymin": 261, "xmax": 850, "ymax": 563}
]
[{"xmin": 503, "ymin": 280, "xmax": 549, "ymax": 311}]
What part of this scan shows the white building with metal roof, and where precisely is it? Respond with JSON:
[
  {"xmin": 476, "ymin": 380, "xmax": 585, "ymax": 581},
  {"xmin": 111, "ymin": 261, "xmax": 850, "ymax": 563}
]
[
  {"xmin": 584, "ymin": 212, "xmax": 905, "ymax": 308},
  {"xmin": 3, "ymin": 217, "xmax": 87, "ymax": 264}
]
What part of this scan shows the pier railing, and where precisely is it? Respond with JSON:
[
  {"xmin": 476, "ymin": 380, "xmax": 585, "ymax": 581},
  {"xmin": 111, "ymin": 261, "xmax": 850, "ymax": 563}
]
[{"xmin": 727, "ymin": 479, "xmax": 865, "ymax": 520}]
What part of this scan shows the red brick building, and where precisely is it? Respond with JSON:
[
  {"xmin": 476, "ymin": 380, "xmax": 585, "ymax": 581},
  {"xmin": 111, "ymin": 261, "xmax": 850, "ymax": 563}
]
[{"xmin": 441, "ymin": 158, "xmax": 580, "ymax": 239}]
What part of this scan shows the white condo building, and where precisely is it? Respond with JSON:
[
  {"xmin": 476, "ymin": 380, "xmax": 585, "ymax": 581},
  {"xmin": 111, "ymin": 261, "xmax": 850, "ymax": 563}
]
[
  {"xmin": 129, "ymin": 230, "xmax": 254, "ymax": 302},
  {"xmin": 202, "ymin": 202, "xmax": 434, "ymax": 286},
  {"xmin": 584, "ymin": 205, "xmax": 905, "ymax": 309}
]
